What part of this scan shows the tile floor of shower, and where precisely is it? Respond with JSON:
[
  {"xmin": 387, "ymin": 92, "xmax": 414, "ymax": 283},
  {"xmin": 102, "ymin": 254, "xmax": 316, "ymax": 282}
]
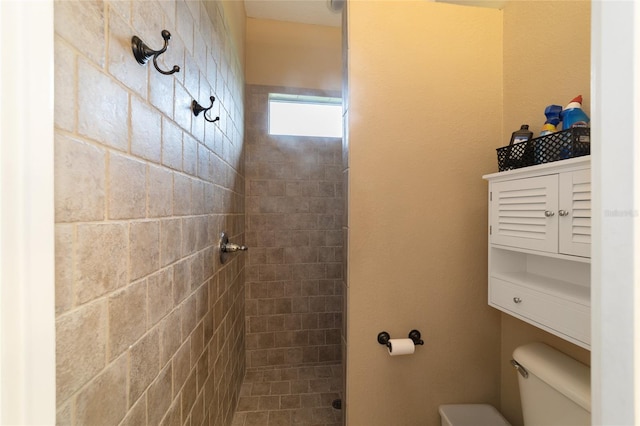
[{"xmin": 231, "ymin": 363, "xmax": 343, "ymax": 426}]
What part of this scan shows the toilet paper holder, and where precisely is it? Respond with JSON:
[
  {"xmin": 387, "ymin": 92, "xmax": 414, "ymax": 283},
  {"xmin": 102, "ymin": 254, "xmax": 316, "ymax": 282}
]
[{"xmin": 377, "ymin": 330, "xmax": 424, "ymax": 348}]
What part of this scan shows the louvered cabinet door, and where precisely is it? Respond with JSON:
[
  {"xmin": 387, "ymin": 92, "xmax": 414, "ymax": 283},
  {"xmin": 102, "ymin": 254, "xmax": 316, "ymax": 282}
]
[
  {"xmin": 490, "ymin": 174, "xmax": 559, "ymax": 253},
  {"xmin": 558, "ymin": 169, "xmax": 591, "ymax": 257}
]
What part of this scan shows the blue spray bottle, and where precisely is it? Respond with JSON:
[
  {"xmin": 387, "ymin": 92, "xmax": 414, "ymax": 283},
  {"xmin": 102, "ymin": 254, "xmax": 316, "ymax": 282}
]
[
  {"xmin": 540, "ymin": 104, "xmax": 562, "ymax": 136},
  {"xmin": 561, "ymin": 95, "xmax": 590, "ymax": 130}
]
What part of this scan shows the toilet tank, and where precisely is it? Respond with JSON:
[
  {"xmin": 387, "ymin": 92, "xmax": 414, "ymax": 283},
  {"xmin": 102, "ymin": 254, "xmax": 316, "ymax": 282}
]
[{"xmin": 513, "ymin": 342, "xmax": 590, "ymax": 426}]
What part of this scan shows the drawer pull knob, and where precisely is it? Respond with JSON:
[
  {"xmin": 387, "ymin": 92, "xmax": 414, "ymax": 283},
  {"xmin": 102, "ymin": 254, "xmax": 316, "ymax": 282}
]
[
  {"xmin": 544, "ymin": 210, "xmax": 555, "ymax": 217},
  {"xmin": 559, "ymin": 209, "xmax": 570, "ymax": 217},
  {"xmin": 513, "ymin": 297, "xmax": 522, "ymax": 304}
]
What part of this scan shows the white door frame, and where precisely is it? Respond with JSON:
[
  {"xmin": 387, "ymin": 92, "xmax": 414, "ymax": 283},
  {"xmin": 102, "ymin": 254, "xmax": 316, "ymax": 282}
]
[
  {"xmin": 0, "ymin": 0, "xmax": 56, "ymax": 424},
  {"xmin": 591, "ymin": 0, "xmax": 640, "ymax": 424}
]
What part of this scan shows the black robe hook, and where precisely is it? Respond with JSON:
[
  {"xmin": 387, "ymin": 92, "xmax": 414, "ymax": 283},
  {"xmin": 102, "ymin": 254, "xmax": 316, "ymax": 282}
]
[
  {"xmin": 131, "ymin": 30, "xmax": 180, "ymax": 75},
  {"xmin": 192, "ymin": 96, "xmax": 220, "ymax": 123}
]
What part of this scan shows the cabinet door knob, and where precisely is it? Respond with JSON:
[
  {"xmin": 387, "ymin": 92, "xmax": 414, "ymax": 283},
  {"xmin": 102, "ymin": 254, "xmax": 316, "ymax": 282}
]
[
  {"xmin": 544, "ymin": 210, "xmax": 555, "ymax": 217},
  {"xmin": 513, "ymin": 297, "xmax": 522, "ymax": 304},
  {"xmin": 559, "ymin": 210, "xmax": 570, "ymax": 217}
]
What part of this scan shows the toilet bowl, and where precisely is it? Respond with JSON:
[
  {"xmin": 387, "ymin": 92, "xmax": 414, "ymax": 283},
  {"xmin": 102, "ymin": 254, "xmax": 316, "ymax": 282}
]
[{"xmin": 439, "ymin": 342, "xmax": 590, "ymax": 426}]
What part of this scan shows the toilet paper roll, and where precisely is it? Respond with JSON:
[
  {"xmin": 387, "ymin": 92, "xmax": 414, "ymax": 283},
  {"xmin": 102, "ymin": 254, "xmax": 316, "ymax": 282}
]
[{"xmin": 387, "ymin": 338, "xmax": 415, "ymax": 356}]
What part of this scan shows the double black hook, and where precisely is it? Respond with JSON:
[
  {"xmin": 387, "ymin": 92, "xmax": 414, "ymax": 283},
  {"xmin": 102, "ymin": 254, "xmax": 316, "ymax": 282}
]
[
  {"xmin": 192, "ymin": 96, "xmax": 220, "ymax": 123},
  {"xmin": 131, "ymin": 30, "xmax": 180, "ymax": 75},
  {"xmin": 133, "ymin": 29, "xmax": 219, "ymax": 125}
]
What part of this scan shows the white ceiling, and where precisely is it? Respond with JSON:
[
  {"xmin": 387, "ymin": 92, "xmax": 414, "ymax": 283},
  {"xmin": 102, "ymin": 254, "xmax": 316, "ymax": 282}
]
[
  {"xmin": 244, "ymin": 0, "xmax": 343, "ymax": 27},
  {"xmin": 436, "ymin": 0, "xmax": 506, "ymax": 9},
  {"xmin": 243, "ymin": 0, "xmax": 506, "ymax": 28}
]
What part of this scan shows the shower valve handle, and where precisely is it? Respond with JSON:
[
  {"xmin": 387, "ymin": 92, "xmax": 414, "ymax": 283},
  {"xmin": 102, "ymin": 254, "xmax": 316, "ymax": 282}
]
[
  {"xmin": 219, "ymin": 232, "xmax": 248, "ymax": 263},
  {"xmin": 221, "ymin": 242, "xmax": 248, "ymax": 253}
]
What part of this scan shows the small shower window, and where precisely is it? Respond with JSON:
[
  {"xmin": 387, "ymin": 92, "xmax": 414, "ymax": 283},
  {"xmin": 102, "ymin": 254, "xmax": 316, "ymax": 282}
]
[{"xmin": 268, "ymin": 94, "xmax": 342, "ymax": 138}]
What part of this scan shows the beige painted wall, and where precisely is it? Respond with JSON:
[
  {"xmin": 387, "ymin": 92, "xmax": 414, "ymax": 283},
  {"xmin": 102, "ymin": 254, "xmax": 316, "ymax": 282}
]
[
  {"xmin": 245, "ymin": 18, "xmax": 342, "ymax": 91},
  {"xmin": 502, "ymin": 0, "xmax": 591, "ymax": 141},
  {"xmin": 345, "ymin": 2, "xmax": 503, "ymax": 425},
  {"xmin": 221, "ymin": 0, "xmax": 247, "ymax": 68},
  {"xmin": 500, "ymin": 1, "xmax": 591, "ymax": 425}
]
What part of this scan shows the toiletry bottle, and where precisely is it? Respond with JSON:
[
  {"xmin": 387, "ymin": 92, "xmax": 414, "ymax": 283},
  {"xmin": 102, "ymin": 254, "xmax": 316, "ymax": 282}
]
[
  {"xmin": 507, "ymin": 125, "xmax": 535, "ymax": 169},
  {"xmin": 510, "ymin": 124, "xmax": 533, "ymax": 145},
  {"xmin": 561, "ymin": 95, "xmax": 590, "ymax": 130}
]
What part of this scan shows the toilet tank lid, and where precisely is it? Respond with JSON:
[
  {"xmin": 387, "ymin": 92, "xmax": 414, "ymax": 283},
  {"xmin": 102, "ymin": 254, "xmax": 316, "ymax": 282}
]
[
  {"xmin": 439, "ymin": 404, "xmax": 511, "ymax": 426},
  {"xmin": 513, "ymin": 342, "xmax": 590, "ymax": 412}
]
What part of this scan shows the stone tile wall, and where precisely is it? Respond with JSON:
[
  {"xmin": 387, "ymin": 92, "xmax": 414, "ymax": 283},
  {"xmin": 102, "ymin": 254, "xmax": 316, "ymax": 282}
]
[
  {"xmin": 244, "ymin": 85, "xmax": 344, "ymax": 370},
  {"xmin": 53, "ymin": 1, "xmax": 245, "ymax": 425}
]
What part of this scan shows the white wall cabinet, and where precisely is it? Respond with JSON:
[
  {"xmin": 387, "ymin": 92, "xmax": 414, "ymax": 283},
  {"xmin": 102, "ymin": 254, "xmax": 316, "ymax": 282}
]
[{"xmin": 483, "ymin": 156, "xmax": 591, "ymax": 349}]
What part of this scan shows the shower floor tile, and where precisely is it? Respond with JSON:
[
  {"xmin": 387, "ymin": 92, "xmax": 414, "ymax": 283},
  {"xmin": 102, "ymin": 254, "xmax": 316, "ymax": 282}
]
[{"xmin": 231, "ymin": 364, "xmax": 343, "ymax": 426}]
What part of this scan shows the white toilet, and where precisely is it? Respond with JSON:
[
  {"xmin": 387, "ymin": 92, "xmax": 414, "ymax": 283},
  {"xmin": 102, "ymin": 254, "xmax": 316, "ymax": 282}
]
[{"xmin": 439, "ymin": 342, "xmax": 590, "ymax": 426}]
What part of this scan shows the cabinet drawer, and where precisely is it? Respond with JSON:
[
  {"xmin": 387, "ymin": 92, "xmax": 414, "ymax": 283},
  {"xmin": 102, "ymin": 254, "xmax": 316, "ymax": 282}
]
[{"xmin": 489, "ymin": 277, "xmax": 590, "ymax": 347}]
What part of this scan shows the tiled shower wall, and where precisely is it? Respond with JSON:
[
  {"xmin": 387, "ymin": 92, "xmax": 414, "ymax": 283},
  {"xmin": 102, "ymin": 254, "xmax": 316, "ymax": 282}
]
[
  {"xmin": 53, "ymin": 1, "xmax": 245, "ymax": 425},
  {"xmin": 244, "ymin": 85, "xmax": 344, "ymax": 370}
]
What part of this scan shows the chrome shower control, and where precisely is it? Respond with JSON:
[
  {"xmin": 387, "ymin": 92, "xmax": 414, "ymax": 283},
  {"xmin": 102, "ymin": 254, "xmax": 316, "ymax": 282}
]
[
  {"xmin": 221, "ymin": 242, "xmax": 248, "ymax": 252},
  {"xmin": 219, "ymin": 232, "xmax": 248, "ymax": 264}
]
